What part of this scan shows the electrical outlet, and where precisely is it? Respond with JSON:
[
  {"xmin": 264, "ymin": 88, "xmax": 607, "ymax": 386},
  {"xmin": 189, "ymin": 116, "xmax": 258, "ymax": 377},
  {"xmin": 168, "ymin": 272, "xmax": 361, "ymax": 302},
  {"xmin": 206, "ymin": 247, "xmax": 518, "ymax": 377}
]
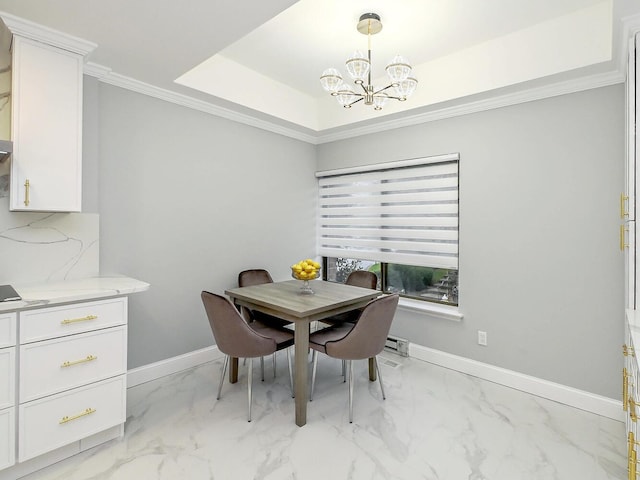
[{"xmin": 478, "ymin": 330, "xmax": 488, "ymax": 346}]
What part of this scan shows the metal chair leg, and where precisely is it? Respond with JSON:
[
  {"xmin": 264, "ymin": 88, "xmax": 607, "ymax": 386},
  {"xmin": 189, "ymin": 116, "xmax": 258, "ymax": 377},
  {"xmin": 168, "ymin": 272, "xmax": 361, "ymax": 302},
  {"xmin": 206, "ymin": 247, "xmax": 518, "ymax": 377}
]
[
  {"xmin": 260, "ymin": 356, "xmax": 265, "ymax": 381},
  {"xmin": 217, "ymin": 355, "xmax": 229, "ymax": 400},
  {"xmin": 348, "ymin": 360, "xmax": 354, "ymax": 423},
  {"xmin": 273, "ymin": 352, "xmax": 277, "ymax": 378},
  {"xmin": 374, "ymin": 356, "xmax": 386, "ymax": 400},
  {"xmin": 248, "ymin": 357, "xmax": 253, "ymax": 422},
  {"xmin": 342, "ymin": 360, "xmax": 346, "ymax": 382},
  {"xmin": 310, "ymin": 350, "xmax": 318, "ymax": 401},
  {"xmin": 287, "ymin": 348, "xmax": 294, "ymax": 398}
]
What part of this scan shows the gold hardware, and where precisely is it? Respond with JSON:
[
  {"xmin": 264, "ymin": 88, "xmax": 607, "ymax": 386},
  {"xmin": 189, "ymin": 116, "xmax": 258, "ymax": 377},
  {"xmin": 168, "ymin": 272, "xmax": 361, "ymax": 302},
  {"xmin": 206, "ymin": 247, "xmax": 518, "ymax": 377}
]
[
  {"xmin": 622, "ymin": 193, "xmax": 630, "ymax": 219},
  {"xmin": 24, "ymin": 179, "xmax": 29, "ymax": 207},
  {"xmin": 632, "ymin": 447, "xmax": 638, "ymax": 479},
  {"xmin": 626, "ymin": 345, "xmax": 637, "ymax": 357},
  {"xmin": 59, "ymin": 407, "xmax": 96, "ymax": 425},
  {"xmin": 625, "ymin": 368, "xmax": 630, "ymax": 412},
  {"xmin": 622, "ymin": 225, "xmax": 630, "ymax": 251},
  {"xmin": 60, "ymin": 314, "xmax": 98, "ymax": 325},
  {"xmin": 630, "ymin": 396, "xmax": 638, "ymax": 422},
  {"xmin": 61, "ymin": 355, "xmax": 97, "ymax": 368}
]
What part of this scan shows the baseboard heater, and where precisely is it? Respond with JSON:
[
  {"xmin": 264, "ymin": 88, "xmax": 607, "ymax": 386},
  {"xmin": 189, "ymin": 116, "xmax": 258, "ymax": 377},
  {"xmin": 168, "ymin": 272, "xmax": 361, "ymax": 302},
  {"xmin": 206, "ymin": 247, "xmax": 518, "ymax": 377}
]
[{"xmin": 384, "ymin": 335, "xmax": 409, "ymax": 357}]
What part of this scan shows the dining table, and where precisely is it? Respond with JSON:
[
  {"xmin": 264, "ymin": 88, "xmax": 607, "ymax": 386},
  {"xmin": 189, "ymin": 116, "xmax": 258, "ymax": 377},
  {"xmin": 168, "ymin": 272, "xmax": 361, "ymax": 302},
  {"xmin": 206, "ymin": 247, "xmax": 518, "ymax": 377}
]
[{"xmin": 224, "ymin": 279, "xmax": 380, "ymax": 427}]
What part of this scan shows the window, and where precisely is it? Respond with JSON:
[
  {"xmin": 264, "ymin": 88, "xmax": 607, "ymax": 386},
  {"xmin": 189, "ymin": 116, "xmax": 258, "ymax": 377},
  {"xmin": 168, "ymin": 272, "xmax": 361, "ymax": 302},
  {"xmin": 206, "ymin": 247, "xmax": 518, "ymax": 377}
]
[{"xmin": 317, "ymin": 154, "xmax": 459, "ymax": 306}]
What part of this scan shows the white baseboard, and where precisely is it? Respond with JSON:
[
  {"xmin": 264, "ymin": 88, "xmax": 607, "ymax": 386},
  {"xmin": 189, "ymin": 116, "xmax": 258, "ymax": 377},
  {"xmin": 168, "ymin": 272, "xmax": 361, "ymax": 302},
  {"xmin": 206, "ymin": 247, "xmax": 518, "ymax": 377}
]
[
  {"xmin": 127, "ymin": 346, "xmax": 222, "ymax": 388},
  {"xmin": 125, "ymin": 343, "xmax": 623, "ymax": 421},
  {"xmin": 409, "ymin": 343, "xmax": 624, "ymax": 422}
]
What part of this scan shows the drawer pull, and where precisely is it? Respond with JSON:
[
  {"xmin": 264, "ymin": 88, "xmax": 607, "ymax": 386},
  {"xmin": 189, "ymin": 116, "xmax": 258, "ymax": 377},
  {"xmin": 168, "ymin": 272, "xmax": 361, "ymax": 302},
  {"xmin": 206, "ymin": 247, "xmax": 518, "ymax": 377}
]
[
  {"xmin": 61, "ymin": 314, "xmax": 98, "ymax": 325},
  {"xmin": 630, "ymin": 396, "xmax": 638, "ymax": 422},
  {"xmin": 61, "ymin": 355, "xmax": 98, "ymax": 368},
  {"xmin": 59, "ymin": 407, "xmax": 96, "ymax": 425}
]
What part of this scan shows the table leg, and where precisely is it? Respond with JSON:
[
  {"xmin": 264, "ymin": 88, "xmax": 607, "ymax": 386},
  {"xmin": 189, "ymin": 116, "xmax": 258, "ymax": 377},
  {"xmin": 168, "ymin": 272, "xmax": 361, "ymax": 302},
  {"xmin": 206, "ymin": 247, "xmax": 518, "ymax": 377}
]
[
  {"xmin": 368, "ymin": 357, "xmax": 376, "ymax": 381},
  {"xmin": 294, "ymin": 320, "xmax": 310, "ymax": 426},
  {"xmin": 229, "ymin": 357, "xmax": 239, "ymax": 384}
]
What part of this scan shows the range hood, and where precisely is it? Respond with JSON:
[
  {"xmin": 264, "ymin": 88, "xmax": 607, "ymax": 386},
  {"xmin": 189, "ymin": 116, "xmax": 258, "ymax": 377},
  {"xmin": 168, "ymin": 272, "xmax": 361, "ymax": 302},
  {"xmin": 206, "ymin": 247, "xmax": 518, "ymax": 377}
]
[{"xmin": 0, "ymin": 139, "xmax": 12, "ymax": 162}]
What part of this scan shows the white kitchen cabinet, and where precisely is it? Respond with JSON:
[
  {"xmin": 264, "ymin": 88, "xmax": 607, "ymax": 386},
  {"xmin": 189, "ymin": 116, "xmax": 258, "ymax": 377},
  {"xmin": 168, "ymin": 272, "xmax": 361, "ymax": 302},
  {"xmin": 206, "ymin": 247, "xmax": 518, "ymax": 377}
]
[
  {"xmin": 0, "ymin": 313, "xmax": 15, "ymax": 472},
  {"xmin": 1, "ymin": 11, "xmax": 96, "ymax": 212},
  {"xmin": 0, "ymin": 276, "xmax": 149, "ymax": 478}
]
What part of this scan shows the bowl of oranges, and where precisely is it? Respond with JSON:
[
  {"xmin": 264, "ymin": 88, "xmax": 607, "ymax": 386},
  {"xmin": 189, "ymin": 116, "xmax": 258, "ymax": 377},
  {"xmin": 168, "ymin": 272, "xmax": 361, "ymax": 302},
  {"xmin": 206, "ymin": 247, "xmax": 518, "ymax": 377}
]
[{"xmin": 291, "ymin": 259, "xmax": 321, "ymax": 294}]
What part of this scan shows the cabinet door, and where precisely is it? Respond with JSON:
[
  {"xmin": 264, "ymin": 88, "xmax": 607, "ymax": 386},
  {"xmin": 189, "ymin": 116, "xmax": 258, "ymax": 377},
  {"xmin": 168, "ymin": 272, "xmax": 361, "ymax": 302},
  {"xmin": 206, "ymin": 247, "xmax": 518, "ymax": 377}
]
[
  {"xmin": 9, "ymin": 36, "xmax": 83, "ymax": 212},
  {"xmin": 0, "ymin": 408, "xmax": 15, "ymax": 471}
]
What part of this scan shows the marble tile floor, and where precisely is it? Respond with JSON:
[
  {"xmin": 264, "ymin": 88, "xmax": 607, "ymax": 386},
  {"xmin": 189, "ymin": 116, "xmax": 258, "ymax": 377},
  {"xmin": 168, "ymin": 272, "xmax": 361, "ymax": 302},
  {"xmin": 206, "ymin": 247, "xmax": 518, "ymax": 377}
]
[{"xmin": 23, "ymin": 352, "xmax": 625, "ymax": 480}]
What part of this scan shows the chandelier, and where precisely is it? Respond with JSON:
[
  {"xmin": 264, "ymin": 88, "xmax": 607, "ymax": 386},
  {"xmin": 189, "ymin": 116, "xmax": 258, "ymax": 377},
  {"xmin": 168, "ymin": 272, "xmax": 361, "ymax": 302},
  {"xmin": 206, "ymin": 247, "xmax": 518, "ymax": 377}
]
[{"xmin": 320, "ymin": 13, "xmax": 418, "ymax": 110}]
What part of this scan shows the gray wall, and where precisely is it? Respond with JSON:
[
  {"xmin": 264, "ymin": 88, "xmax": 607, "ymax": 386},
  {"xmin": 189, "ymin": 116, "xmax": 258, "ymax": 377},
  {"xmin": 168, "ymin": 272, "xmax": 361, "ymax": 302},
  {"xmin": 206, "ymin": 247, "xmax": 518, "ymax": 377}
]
[
  {"xmin": 317, "ymin": 85, "xmax": 625, "ymax": 398},
  {"xmin": 91, "ymin": 83, "xmax": 317, "ymax": 368}
]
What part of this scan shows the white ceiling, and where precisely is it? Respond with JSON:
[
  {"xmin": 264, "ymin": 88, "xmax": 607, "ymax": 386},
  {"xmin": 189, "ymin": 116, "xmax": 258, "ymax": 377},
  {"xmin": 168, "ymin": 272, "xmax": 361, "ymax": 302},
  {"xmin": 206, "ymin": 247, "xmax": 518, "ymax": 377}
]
[{"xmin": 0, "ymin": 0, "xmax": 638, "ymax": 138}]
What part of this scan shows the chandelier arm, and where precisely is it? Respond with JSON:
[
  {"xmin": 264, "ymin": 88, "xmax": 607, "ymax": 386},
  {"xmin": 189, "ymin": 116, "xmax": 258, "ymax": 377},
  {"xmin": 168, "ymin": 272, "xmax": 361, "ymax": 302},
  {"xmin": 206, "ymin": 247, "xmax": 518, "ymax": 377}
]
[
  {"xmin": 347, "ymin": 97, "xmax": 365, "ymax": 107},
  {"xmin": 372, "ymin": 84, "xmax": 398, "ymax": 95},
  {"xmin": 357, "ymin": 83, "xmax": 369, "ymax": 94}
]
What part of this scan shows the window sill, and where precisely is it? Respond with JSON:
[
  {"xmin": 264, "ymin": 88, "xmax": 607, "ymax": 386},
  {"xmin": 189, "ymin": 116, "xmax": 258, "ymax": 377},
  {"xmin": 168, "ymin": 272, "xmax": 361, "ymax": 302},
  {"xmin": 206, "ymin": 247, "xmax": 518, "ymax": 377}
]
[{"xmin": 397, "ymin": 297, "xmax": 463, "ymax": 322}]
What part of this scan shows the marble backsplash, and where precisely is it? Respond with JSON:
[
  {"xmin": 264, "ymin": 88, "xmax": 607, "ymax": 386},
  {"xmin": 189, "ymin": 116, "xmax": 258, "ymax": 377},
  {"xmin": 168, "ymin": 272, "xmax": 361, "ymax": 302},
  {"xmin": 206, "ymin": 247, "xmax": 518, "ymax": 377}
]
[{"xmin": 0, "ymin": 199, "xmax": 99, "ymax": 285}]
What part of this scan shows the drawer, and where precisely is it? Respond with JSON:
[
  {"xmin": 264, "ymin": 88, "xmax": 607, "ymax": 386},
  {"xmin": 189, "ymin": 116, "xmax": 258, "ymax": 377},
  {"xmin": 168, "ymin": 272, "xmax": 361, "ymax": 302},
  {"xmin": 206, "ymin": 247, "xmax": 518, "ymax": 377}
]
[
  {"xmin": 0, "ymin": 348, "xmax": 15, "ymax": 410},
  {"xmin": 19, "ymin": 376, "xmax": 126, "ymax": 462},
  {"xmin": 20, "ymin": 297, "xmax": 127, "ymax": 343},
  {"xmin": 0, "ymin": 407, "xmax": 15, "ymax": 471},
  {"xmin": 0, "ymin": 313, "xmax": 16, "ymax": 349},
  {"xmin": 20, "ymin": 326, "xmax": 127, "ymax": 402}
]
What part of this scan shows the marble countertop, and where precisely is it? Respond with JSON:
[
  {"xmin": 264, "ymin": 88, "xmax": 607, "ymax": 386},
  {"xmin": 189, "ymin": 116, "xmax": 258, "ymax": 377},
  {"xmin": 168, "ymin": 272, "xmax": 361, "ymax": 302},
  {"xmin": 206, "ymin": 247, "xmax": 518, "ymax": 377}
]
[{"xmin": 0, "ymin": 276, "xmax": 150, "ymax": 312}]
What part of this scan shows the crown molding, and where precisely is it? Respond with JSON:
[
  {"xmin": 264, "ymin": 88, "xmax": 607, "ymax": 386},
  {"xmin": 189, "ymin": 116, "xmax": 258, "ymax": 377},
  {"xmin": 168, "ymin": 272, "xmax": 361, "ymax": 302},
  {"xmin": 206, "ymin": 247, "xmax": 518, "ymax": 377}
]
[
  {"xmin": 314, "ymin": 70, "xmax": 624, "ymax": 144},
  {"xmin": 84, "ymin": 63, "xmax": 318, "ymax": 144},
  {"xmin": 84, "ymin": 62, "xmax": 624, "ymax": 147},
  {"xmin": 0, "ymin": 11, "xmax": 96, "ymax": 55}
]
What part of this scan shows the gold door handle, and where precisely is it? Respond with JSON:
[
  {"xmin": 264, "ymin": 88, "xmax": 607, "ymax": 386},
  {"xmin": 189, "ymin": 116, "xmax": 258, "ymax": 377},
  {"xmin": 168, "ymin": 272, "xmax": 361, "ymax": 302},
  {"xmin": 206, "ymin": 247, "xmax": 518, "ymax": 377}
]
[
  {"xmin": 59, "ymin": 407, "xmax": 96, "ymax": 425},
  {"xmin": 622, "ymin": 193, "xmax": 630, "ymax": 219},
  {"xmin": 622, "ymin": 225, "xmax": 630, "ymax": 251},
  {"xmin": 61, "ymin": 355, "xmax": 97, "ymax": 368},
  {"xmin": 60, "ymin": 314, "xmax": 98, "ymax": 325},
  {"xmin": 24, "ymin": 179, "xmax": 30, "ymax": 207}
]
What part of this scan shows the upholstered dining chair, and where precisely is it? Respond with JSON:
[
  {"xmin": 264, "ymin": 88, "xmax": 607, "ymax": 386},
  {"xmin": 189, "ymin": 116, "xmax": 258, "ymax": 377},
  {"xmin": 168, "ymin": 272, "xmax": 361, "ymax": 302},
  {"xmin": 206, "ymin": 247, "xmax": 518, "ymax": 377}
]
[
  {"xmin": 238, "ymin": 269, "xmax": 294, "ymax": 378},
  {"xmin": 320, "ymin": 270, "xmax": 378, "ymax": 326},
  {"xmin": 201, "ymin": 291, "xmax": 294, "ymax": 422},
  {"xmin": 309, "ymin": 293, "xmax": 399, "ymax": 423},
  {"xmin": 238, "ymin": 269, "xmax": 293, "ymax": 328}
]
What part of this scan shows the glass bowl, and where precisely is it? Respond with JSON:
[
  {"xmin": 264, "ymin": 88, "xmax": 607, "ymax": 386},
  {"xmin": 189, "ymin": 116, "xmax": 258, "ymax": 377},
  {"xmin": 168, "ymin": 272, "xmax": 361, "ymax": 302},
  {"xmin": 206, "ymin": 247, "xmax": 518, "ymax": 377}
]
[{"xmin": 291, "ymin": 270, "xmax": 321, "ymax": 294}]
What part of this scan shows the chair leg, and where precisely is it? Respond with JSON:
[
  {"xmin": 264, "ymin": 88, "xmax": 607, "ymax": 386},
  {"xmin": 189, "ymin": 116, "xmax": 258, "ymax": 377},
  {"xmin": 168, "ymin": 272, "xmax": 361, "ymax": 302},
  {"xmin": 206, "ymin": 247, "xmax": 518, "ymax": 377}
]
[
  {"xmin": 287, "ymin": 348, "xmax": 294, "ymax": 398},
  {"xmin": 260, "ymin": 356, "xmax": 265, "ymax": 381},
  {"xmin": 310, "ymin": 350, "xmax": 318, "ymax": 401},
  {"xmin": 217, "ymin": 355, "xmax": 229, "ymax": 400},
  {"xmin": 273, "ymin": 352, "xmax": 277, "ymax": 379},
  {"xmin": 248, "ymin": 357, "xmax": 253, "ymax": 422},
  {"xmin": 374, "ymin": 356, "xmax": 386, "ymax": 400},
  {"xmin": 342, "ymin": 360, "xmax": 346, "ymax": 382},
  {"xmin": 348, "ymin": 360, "xmax": 354, "ymax": 423}
]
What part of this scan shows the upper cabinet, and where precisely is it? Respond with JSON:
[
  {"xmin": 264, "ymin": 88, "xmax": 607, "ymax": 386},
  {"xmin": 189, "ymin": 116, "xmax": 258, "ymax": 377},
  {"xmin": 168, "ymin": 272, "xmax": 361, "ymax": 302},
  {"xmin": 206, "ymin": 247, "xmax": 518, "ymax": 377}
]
[{"xmin": 1, "ymin": 14, "xmax": 95, "ymax": 212}]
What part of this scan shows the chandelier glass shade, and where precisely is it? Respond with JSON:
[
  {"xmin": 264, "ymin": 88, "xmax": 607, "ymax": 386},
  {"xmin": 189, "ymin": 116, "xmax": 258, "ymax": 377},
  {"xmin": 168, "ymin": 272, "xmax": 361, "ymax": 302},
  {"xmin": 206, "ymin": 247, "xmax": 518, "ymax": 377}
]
[{"xmin": 320, "ymin": 13, "xmax": 418, "ymax": 110}]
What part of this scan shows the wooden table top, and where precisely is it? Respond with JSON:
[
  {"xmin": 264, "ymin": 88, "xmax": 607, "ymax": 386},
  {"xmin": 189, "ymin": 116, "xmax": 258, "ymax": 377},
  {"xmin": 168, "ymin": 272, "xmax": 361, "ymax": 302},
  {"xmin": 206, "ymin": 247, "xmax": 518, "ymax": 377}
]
[{"xmin": 225, "ymin": 279, "xmax": 380, "ymax": 320}]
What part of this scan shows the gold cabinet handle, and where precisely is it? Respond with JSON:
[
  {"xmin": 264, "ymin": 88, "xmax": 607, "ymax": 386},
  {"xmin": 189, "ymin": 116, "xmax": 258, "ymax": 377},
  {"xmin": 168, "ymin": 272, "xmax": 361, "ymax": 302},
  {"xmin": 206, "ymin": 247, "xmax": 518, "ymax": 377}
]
[
  {"xmin": 59, "ymin": 407, "xmax": 96, "ymax": 425},
  {"xmin": 61, "ymin": 355, "xmax": 97, "ymax": 368},
  {"xmin": 625, "ymin": 367, "xmax": 630, "ymax": 412},
  {"xmin": 631, "ymin": 446, "xmax": 638, "ymax": 479},
  {"xmin": 622, "ymin": 193, "xmax": 630, "ymax": 219},
  {"xmin": 60, "ymin": 314, "xmax": 98, "ymax": 325},
  {"xmin": 630, "ymin": 396, "xmax": 638, "ymax": 422},
  {"xmin": 622, "ymin": 225, "xmax": 630, "ymax": 251},
  {"xmin": 24, "ymin": 179, "xmax": 29, "ymax": 207}
]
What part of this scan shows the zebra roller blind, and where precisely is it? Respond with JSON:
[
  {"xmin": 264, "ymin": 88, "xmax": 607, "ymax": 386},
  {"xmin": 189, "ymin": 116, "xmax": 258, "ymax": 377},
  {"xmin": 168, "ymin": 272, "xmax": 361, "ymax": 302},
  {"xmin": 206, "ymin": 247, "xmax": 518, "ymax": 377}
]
[{"xmin": 317, "ymin": 154, "xmax": 459, "ymax": 269}]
